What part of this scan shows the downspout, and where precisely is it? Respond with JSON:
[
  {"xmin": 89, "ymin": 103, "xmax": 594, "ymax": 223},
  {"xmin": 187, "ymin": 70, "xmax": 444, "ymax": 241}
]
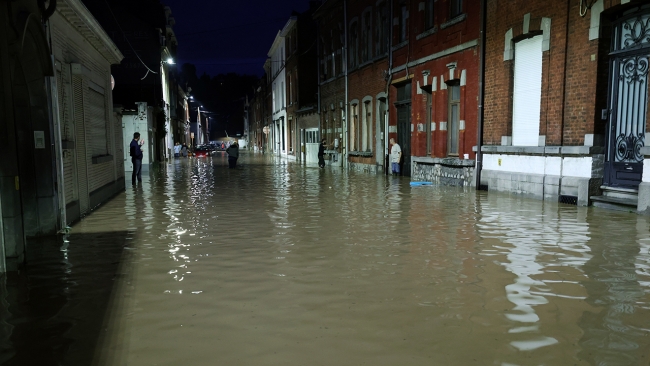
[
  {"xmin": 44, "ymin": 3, "xmax": 68, "ymax": 233},
  {"xmin": 343, "ymin": 0, "xmax": 349, "ymax": 170},
  {"xmin": 316, "ymin": 17, "xmax": 321, "ymax": 139},
  {"xmin": 385, "ymin": 0, "xmax": 393, "ymax": 175},
  {"xmin": 40, "ymin": 0, "xmax": 57, "ymax": 22},
  {"xmin": 475, "ymin": 0, "xmax": 486, "ymax": 189}
]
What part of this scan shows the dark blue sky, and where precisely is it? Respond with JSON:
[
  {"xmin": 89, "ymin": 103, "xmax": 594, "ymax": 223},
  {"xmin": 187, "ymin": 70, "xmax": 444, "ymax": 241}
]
[{"xmin": 162, "ymin": 0, "xmax": 313, "ymax": 77}]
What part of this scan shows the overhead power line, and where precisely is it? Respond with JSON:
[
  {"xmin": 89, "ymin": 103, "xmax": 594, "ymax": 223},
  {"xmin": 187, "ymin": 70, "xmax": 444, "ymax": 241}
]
[{"xmin": 102, "ymin": 0, "xmax": 158, "ymax": 80}]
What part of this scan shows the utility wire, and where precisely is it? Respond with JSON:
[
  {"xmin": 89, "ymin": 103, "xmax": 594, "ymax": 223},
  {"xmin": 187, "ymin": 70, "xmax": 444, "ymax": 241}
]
[{"xmin": 102, "ymin": 0, "xmax": 158, "ymax": 80}]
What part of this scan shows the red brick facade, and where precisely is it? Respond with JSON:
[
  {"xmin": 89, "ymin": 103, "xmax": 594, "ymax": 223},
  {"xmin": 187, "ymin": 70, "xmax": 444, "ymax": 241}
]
[{"xmin": 483, "ymin": 0, "xmax": 649, "ymax": 147}]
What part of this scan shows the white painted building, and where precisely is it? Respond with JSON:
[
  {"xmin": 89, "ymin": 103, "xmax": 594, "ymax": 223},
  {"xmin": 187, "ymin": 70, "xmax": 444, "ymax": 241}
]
[
  {"xmin": 51, "ymin": 0, "xmax": 125, "ymax": 225},
  {"xmin": 268, "ymin": 31, "xmax": 287, "ymax": 157}
]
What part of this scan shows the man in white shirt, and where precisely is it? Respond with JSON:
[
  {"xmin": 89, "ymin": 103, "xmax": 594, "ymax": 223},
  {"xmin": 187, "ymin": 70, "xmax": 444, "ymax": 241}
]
[{"xmin": 390, "ymin": 138, "xmax": 401, "ymax": 175}]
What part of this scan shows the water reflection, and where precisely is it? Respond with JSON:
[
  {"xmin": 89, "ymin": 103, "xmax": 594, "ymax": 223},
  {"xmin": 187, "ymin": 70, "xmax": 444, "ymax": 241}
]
[{"xmin": 0, "ymin": 153, "xmax": 649, "ymax": 366}]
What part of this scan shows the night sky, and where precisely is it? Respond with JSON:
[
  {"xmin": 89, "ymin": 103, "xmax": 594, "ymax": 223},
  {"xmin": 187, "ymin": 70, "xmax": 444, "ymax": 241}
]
[{"xmin": 161, "ymin": 0, "xmax": 313, "ymax": 77}]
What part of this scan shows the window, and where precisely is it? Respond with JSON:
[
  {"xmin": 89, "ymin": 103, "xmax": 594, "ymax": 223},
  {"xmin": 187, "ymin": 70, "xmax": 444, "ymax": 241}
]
[
  {"xmin": 512, "ymin": 35, "xmax": 543, "ymax": 146},
  {"xmin": 447, "ymin": 82, "xmax": 460, "ymax": 155},
  {"xmin": 450, "ymin": 0, "xmax": 463, "ymax": 19},
  {"xmin": 425, "ymin": 0, "xmax": 435, "ymax": 30},
  {"xmin": 400, "ymin": 3, "xmax": 408, "ymax": 43},
  {"xmin": 293, "ymin": 69, "xmax": 298, "ymax": 104},
  {"xmin": 322, "ymin": 110, "xmax": 328, "ymax": 143},
  {"xmin": 362, "ymin": 100, "xmax": 372, "ymax": 152},
  {"xmin": 321, "ymin": 39, "xmax": 328, "ymax": 80},
  {"xmin": 350, "ymin": 103, "xmax": 359, "ymax": 151},
  {"xmin": 361, "ymin": 10, "xmax": 372, "ymax": 63},
  {"xmin": 288, "ymin": 74, "xmax": 292, "ymax": 105},
  {"xmin": 376, "ymin": 1, "xmax": 389, "ymax": 56},
  {"xmin": 426, "ymin": 91, "xmax": 433, "ymax": 155},
  {"xmin": 349, "ymin": 21, "xmax": 359, "ymax": 68},
  {"xmin": 281, "ymin": 81, "xmax": 285, "ymax": 108}
]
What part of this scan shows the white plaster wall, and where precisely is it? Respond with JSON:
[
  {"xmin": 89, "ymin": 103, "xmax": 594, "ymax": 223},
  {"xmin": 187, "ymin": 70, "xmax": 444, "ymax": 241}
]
[
  {"xmin": 562, "ymin": 157, "xmax": 594, "ymax": 178},
  {"xmin": 483, "ymin": 154, "xmax": 547, "ymax": 175},
  {"xmin": 483, "ymin": 154, "xmax": 593, "ymax": 178},
  {"xmin": 644, "ymin": 159, "xmax": 650, "ymax": 183}
]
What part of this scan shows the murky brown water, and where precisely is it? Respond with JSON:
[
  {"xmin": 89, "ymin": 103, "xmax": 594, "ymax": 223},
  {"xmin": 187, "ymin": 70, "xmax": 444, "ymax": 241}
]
[{"xmin": 2, "ymin": 152, "xmax": 650, "ymax": 365}]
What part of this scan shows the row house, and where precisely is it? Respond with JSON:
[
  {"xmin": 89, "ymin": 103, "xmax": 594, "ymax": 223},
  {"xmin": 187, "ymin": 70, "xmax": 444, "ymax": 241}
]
[
  {"xmin": 0, "ymin": 0, "xmax": 124, "ymax": 271},
  {"xmin": 314, "ymin": 0, "xmax": 480, "ymax": 181},
  {"xmin": 314, "ymin": 0, "xmax": 347, "ymax": 167},
  {"xmin": 267, "ymin": 30, "xmax": 289, "ymax": 157},
  {"xmin": 346, "ymin": 0, "xmax": 391, "ymax": 174},
  {"xmin": 253, "ymin": 5, "xmax": 320, "ymax": 160},
  {"xmin": 250, "ymin": 74, "xmax": 270, "ymax": 152},
  {"xmin": 479, "ymin": 0, "xmax": 650, "ymax": 212},
  {"xmin": 284, "ymin": 6, "xmax": 320, "ymax": 163},
  {"xmin": 392, "ymin": 0, "xmax": 479, "ymax": 182}
]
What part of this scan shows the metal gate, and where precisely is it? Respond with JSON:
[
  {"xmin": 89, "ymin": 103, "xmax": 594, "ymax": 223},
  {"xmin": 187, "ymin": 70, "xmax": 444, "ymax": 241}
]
[{"xmin": 605, "ymin": 7, "xmax": 650, "ymax": 188}]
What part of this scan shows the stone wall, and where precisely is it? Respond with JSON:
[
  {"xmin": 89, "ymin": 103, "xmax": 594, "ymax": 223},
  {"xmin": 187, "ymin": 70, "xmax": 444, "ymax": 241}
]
[{"xmin": 411, "ymin": 157, "xmax": 474, "ymax": 186}]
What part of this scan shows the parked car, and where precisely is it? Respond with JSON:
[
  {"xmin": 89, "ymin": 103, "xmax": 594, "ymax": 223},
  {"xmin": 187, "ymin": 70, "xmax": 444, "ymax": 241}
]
[{"xmin": 194, "ymin": 145, "xmax": 211, "ymax": 158}]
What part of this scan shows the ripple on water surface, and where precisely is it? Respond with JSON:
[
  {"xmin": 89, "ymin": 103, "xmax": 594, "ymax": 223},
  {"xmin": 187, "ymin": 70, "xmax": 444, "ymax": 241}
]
[{"xmin": 2, "ymin": 153, "xmax": 650, "ymax": 366}]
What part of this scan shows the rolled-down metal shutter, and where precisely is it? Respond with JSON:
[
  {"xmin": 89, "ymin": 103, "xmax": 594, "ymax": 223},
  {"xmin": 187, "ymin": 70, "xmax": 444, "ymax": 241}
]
[
  {"xmin": 73, "ymin": 76, "xmax": 89, "ymax": 213},
  {"xmin": 57, "ymin": 65, "xmax": 76, "ymax": 204},
  {"xmin": 87, "ymin": 88, "xmax": 107, "ymax": 156},
  {"xmin": 512, "ymin": 35, "xmax": 543, "ymax": 147}
]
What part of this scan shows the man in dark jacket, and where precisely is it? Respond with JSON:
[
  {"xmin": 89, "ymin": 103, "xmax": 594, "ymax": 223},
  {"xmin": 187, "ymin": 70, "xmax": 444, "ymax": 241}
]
[
  {"xmin": 129, "ymin": 132, "xmax": 144, "ymax": 185},
  {"xmin": 226, "ymin": 141, "xmax": 239, "ymax": 168},
  {"xmin": 318, "ymin": 139, "xmax": 326, "ymax": 168}
]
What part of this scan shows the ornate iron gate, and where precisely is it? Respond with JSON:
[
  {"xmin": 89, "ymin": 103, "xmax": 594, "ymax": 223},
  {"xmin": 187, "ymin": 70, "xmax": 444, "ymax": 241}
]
[{"xmin": 605, "ymin": 7, "xmax": 650, "ymax": 188}]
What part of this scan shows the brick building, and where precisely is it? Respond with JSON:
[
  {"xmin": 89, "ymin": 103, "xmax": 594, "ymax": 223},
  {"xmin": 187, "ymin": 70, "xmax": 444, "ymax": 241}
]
[
  {"xmin": 479, "ymin": 0, "xmax": 650, "ymax": 212},
  {"xmin": 312, "ymin": 0, "xmax": 481, "ymax": 178},
  {"xmin": 346, "ymin": 0, "xmax": 391, "ymax": 174},
  {"xmin": 284, "ymin": 5, "xmax": 320, "ymax": 163},
  {"xmin": 314, "ymin": 0, "xmax": 347, "ymax": 167},
  {"xmin": 389, "ymin": 0, "xmax": 480, "ymax": 181}
]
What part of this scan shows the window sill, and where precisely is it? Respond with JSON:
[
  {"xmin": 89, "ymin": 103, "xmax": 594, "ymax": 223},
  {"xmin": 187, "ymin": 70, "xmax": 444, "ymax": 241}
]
[
  {"xmin": 440, "ymin": 13, "xmax": 466, "ymax": 29},
  {"xmin": 349, "ymin": 151, "xmax": 373, "ymax": 157},
  {"xmin": 480, "ymin": 145, "xmax": 605, "ymax": 156},
  {"xmin": 391, "ymin": 40, "xmax": 408, "ymax": 52},
  {"xmin": 416, "ymin": 26, "xmax": 438, "ymax": 40},
  {"xmin": 92, "ymin": 154, "xmax": 113, "ymax": 164}
]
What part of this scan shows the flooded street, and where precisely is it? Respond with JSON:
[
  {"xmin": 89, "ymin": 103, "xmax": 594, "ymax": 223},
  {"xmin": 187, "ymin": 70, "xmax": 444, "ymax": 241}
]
[{"xmin": 3, "ymin": 152, "xmax": 650, "ymax": 365}]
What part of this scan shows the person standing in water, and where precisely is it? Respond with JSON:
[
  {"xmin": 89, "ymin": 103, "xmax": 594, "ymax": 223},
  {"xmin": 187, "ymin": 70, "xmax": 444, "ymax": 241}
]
[
  {"xmin": 318, "ymin": 138, "xmax": 326, "ymax": 168},
  {"xmin": 389, "ymin": 138, "xmax": 401, "ymax": 175},
  {"xmin": 226, "ymin": 140, "xmax": 239, "ymax": 168},
  {"xmin": 129, "ymin": 132, "xmax": 144, "ymax": 185}
]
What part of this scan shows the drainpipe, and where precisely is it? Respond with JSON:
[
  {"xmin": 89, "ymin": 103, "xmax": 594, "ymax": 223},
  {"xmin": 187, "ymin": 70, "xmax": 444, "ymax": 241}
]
[
  {"xmin": 316, "ymin": 17, "xmax": 321, "ymax": 139},
  {"xmin": 475, "ymin": 0, "xmax": 486, "ymax": 189},
  {"xmin": 40, "ymin": 0, "xmax": 57, "ymax": 22},
  {"xmin": 343, "ymin": 0, "xmax": 349, "ymax": 170},
  {"xmin": 385, "ymin": 0, "xmax": 393, "ymax": 175}
]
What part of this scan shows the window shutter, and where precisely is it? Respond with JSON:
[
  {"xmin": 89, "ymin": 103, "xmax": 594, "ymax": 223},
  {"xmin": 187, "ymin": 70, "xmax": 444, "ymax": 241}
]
[
  {"xmin": 88, "ymin": 89, "xmax": 107, "ymax": 156},
  {"xmin": 512, "ymin": 35, "xmax": 543, "ymax": 146}
]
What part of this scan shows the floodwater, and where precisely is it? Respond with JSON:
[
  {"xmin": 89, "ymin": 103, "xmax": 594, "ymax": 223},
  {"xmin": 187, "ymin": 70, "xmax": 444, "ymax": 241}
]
[{"xmin": 2, "ymin": 152, "xmax": 650, "ymax": 366}]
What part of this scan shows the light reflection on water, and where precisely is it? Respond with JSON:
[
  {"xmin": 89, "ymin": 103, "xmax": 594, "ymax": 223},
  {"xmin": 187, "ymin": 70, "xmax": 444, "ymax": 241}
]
[{"xmin": 2, "ymin": 152, "xmax": 649, "ymax": 366}]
